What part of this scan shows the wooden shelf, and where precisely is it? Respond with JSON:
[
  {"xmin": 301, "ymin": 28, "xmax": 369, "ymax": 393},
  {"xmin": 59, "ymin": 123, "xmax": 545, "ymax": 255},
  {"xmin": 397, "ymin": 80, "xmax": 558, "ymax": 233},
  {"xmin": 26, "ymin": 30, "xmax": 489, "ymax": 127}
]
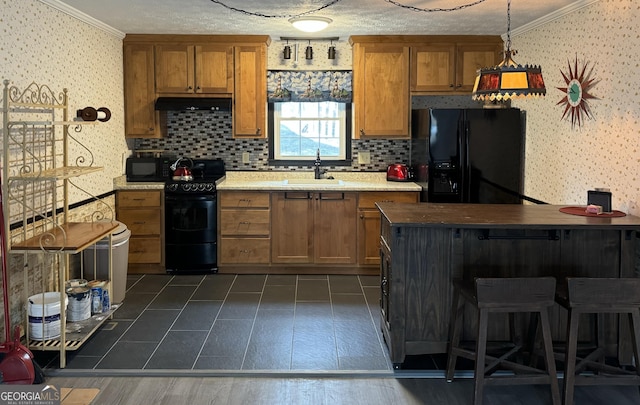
[
  {"xmin": 11, "ymin": 221, "xmax": 118, "ymax": 254},
  {"xmin": 10, "ymin": 166, "xmax": 103, "ymax": 181},
  {"xmin": 28, "ymin": 304, "xmax": 120, "ymax": 351}
]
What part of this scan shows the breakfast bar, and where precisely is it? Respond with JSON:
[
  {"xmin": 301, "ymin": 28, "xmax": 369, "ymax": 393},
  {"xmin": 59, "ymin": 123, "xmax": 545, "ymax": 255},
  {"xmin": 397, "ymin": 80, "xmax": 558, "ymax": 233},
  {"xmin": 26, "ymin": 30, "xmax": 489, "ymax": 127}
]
[{"xmin": 376, "ymin": 203, "xmax": 640, "ymax": 367}]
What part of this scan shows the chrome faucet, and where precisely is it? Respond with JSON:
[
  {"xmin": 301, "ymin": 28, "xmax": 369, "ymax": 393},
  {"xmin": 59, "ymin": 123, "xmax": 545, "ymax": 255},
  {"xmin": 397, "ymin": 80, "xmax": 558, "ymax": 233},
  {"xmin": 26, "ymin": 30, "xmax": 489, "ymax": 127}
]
[{"xmin": 314, "ymin": 148, "xmax": 326, "ymax": 179}]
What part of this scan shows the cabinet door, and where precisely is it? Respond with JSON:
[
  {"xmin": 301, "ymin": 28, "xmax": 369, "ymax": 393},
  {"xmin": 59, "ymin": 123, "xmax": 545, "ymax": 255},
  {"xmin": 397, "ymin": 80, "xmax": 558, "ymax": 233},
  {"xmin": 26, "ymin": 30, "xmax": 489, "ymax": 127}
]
[
  {"xmin": 195, "ymin": 44, "xmax": 234, "ymax": 93},
  {"xmin": 358, "ymin": 209, "xmax": 381, "ymax": 265},
  {"xmin": 271, "ymin": 192, "xmax": 313, "ymax": 263},
  {"xmin": 314, "ymin": 192, "xmax": 357, "ymax": 264},
  {"xmin": 456, "ymin": 43, "xmax": 502, "ymax": 92},
  {"xmin": 123, "ymin": 44, "xmax": 160, "ymax": 138},
  {"xmin": 353, "ymin": 43, "xmax": 410, "ymax": 138},
  {"xmin": 411, "ymin": 44, "xmax": 456, "ymax": 92},
  {"xmin": 155, "ymin": 44, "xmax": 194, "ymax": 93},
  {"xmin": 233, "ymin": 44, "xmax": 266, "ymax": 138}
]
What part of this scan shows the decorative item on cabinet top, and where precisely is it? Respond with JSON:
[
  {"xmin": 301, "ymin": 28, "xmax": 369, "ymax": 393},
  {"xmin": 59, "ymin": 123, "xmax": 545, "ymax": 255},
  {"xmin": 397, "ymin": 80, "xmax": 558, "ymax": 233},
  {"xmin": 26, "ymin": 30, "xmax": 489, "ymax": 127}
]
[{"xmin": 267, "ymin": 70, "xmax": 351, "ymax": 103}]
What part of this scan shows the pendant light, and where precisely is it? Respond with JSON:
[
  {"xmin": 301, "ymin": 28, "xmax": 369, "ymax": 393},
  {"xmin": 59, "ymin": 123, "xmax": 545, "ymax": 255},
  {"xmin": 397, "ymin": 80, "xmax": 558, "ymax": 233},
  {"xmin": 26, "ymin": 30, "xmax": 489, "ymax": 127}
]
[{"xmin": 472, "ymin": 0, "xmax": 546, "ymax": 101}]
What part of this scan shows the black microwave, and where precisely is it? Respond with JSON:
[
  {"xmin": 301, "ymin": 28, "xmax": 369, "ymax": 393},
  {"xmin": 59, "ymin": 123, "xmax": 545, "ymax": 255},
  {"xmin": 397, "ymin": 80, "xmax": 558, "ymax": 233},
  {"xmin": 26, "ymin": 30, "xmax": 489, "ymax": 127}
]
[{"xmin": 126, "ymin": 157, "xmax": 172, "ymax": 182}]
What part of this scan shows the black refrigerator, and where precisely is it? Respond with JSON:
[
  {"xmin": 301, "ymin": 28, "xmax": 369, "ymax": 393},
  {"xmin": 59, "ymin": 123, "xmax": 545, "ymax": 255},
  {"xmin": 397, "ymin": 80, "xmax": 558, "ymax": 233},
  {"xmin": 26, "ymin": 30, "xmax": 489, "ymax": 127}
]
[{"xmin": 410, "ymin": 108, "xmax": 525, "ymax": 204}]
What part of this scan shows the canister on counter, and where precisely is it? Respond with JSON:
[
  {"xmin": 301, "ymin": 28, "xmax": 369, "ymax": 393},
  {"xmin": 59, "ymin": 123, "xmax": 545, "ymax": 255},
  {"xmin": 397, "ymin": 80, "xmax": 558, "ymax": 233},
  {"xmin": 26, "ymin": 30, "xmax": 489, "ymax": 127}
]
[
  {"xmin": 102, "ymin": 289, "xmax": 110, "ymax": 312},
  {"xmin": 91, "ymin": 286, "xmax": 102, "ymax": 314}
]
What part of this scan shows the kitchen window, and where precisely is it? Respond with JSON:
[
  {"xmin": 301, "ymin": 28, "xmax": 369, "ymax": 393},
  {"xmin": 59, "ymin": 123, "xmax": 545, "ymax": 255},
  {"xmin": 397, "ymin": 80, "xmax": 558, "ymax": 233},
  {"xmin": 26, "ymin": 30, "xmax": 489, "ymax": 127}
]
[{"xmin": 268, "ymin": 101, "xmax": 352, "ymax": 165}]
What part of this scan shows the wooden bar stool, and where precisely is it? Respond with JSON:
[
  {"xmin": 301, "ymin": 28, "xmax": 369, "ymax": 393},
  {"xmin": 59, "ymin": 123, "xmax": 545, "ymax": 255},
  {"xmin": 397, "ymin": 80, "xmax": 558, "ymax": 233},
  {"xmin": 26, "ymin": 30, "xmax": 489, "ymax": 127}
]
[
  {"xmin": 446, "ymin": 277, "xmax": 561, "ymax": 405},
  {"xmin": 556, "ymin": 277, "xmax": 640, "ymax": 405}
]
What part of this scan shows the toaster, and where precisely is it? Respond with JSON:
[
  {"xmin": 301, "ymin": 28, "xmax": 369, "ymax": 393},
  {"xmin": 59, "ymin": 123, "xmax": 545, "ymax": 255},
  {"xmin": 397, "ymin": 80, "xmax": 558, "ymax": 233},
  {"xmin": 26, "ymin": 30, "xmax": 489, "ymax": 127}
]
[{"xmin": 386, "ymin": 164, "xmax": 410, "ymax": 181}]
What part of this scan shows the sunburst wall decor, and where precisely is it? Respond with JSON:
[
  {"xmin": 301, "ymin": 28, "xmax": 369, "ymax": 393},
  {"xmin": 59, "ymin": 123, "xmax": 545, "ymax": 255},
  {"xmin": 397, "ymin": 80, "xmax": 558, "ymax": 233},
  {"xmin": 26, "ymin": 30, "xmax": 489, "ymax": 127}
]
[{"xmin": 556, "ymin": 56, "xmax": 599, "ymax": 128}]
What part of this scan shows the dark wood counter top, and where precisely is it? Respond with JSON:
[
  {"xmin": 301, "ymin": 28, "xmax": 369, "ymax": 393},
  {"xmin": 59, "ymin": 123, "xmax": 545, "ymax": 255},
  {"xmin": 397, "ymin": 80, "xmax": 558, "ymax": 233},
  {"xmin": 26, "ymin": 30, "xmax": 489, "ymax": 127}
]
[{"xmin": 376, "ymin": 203, "xmax": 640, "ymax": 230}]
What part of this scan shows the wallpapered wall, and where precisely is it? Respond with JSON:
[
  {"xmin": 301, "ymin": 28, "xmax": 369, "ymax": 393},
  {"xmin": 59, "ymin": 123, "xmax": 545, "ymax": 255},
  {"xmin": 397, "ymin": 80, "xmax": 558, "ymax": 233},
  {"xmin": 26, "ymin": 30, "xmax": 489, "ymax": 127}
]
[
  {"xmin": 0, "ymin": 0, "xmax": 128, "ymax": 201},
  {"xmin": 513, "ymin": 0, "xmax": 640, "ymax": 215},
  {"xmin": 0, "ymin": 0, "xmax": 127, "ymax": 338}
]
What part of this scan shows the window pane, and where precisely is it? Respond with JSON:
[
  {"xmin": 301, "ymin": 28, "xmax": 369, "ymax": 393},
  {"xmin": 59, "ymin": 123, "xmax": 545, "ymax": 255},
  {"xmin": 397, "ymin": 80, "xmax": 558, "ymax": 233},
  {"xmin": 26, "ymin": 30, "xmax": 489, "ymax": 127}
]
[{"xmin": 273, "ymin": 101, "xmax": 347, "ymax": 160}]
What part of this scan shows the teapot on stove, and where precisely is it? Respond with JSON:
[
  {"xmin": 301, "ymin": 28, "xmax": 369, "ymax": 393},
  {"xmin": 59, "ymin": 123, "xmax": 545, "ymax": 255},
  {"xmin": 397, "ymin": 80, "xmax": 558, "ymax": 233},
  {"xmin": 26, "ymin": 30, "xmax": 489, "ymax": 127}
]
[{"xmin": 170, "ymin": 157, "xmax": 194, "ymax": 181}]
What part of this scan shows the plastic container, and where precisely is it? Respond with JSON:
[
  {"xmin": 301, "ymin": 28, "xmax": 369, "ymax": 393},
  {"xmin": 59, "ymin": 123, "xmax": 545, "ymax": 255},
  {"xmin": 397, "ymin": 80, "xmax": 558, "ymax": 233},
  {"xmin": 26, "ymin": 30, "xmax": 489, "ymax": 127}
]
[
  {"xmin": 28, "ymin": 292, "xmax": 68, "ymax": 340},
  {"xmin": 82, "ymin": 221, "xmax": 130, "ymax": 304}
]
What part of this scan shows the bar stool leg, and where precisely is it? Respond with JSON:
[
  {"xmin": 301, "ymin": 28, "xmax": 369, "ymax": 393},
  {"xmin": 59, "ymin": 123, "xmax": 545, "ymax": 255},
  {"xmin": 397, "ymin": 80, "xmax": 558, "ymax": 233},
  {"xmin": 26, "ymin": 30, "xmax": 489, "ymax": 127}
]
[
  {"xmin": 630, "ymin": 309, "xmax": 640, "ymax": 377},
  {"xmin": 563, "ymin": 309, "xmax": 581, "ymax": 405},
  {"xmin": 473, "ymin": 308, "xmax": 489, "ymax": 405},
  {"xmin": 446, "ymin": 287, "xmax": 463, "ymax": 382},
  {"xmin": 539, "ymin": 309, "xmax": 562, "ymax": 405}
]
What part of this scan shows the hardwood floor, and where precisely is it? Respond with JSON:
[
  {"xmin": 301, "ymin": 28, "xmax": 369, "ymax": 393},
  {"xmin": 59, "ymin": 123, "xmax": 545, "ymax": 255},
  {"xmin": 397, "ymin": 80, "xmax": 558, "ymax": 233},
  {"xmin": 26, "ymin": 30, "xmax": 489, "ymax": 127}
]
[{"xmin": 46, "ymin": 375, "xmax": 640, "ymax": 405}]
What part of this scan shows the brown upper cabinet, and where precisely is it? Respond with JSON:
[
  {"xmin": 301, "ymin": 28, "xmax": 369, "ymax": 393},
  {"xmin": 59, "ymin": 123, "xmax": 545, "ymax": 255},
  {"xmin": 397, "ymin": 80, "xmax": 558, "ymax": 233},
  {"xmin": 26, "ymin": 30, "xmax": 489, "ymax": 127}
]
[
  {"xmin": 233, "ymin": 44, "xmax": 267, "ymax": 138},
  {"xmin": 350, "ymin": 35, "xmax": 502, "ymax": 139},
  {"xmin": 124, "ymin": 43, "xmax": 163, "ymax": 138},
  {"xmin": 411, "ymin": 39, "xmax": 503, "ymax": 93},
  {"xmin": 155, "ymin": 44, "xmax": 233, "ymax": 94},
  {"xmin": 123, "ymin": 35, "xmax": 270, "ymax": 139},
  {"xmin": 351, "ymin": 40, "xmax": 410, "ymax": 138}
]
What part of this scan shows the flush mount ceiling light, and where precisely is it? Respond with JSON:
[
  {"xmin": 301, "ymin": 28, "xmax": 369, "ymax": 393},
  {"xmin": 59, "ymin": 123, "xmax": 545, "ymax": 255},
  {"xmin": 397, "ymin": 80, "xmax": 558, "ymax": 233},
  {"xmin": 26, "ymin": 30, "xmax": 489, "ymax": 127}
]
[
  {"xmin": 472, "ymin": 0, "xmax": 546, "ymax": 101},
  {"xmin": 288, "ymin": 16, "xmax": 332, "ymax": 33}
]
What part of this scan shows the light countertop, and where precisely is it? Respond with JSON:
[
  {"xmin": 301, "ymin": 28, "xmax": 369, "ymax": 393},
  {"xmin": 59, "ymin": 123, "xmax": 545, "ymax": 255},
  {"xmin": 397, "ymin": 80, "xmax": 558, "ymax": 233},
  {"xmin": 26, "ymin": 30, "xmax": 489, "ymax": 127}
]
[
  {"xmin": 216, "ymin": 171, "xmax": 422, "ymax": 192},
  {"xmin": 114, "ymin": 172, "xmax": 422, "ymax": 192}
]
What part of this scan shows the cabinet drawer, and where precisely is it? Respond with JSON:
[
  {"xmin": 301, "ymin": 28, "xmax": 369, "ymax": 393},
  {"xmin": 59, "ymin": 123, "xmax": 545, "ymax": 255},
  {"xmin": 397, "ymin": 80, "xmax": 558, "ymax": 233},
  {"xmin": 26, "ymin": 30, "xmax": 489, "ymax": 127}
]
[
  {"xmin": 358, "ymin": 192, "xmax": 419, "ymax": 209},
  {"xmin": 220, "ymin": 209, "xmax": 270, "ymax": 236},
  {"xmin": 128, "ymin": 237, "xmax": 161, "ymax": 263},
  {"xmin": 220, "ymin": 191, "xmax": 270, "ymax": 208},
  {"xmin": 118, "ymin": 209, "xmax": 161, "ymax": 235},
  {"xmin": 117, "ymin": 191, "xmax": 162, "ymax": 208},
  {"xmin": 220, "ymin": 237, "xmax": 270, "ymax": 264}
]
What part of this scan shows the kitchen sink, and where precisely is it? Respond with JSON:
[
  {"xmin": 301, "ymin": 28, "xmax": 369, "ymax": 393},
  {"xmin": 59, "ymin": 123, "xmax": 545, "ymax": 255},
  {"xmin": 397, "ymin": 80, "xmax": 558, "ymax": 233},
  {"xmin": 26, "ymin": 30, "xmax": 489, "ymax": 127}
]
[{"xmin": 283, "ymin": 179, "xmax": 344, "ymax": 185}]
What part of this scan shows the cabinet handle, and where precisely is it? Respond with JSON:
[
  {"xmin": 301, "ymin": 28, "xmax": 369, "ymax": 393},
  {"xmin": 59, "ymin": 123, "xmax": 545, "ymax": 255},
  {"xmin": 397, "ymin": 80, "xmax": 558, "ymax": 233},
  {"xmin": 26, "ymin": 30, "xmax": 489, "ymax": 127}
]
[
  {"xmin": 381, "ymin": 277, "xmax": 389, "ymax": 297},
  {"xmin": 359, "ymin": 129, "xmax": 365, "ymax": 136},
  {"xmin": 256, "ymin": 128, "xmax": 261, "ymax": 135},
  {"xmin": 284, "ymin": 192, "xmax": 310, "ymax": 200},
  {"xmin": 456, "ymin": 84, "xmax": 462, "ymax": 88},
  {"xmin": 380, "ymin": 200, "xmax": 393, "ymax": 203},
  {"xmin": 360, "ymin": 214, "xmax": 364, "ymax": 219},
  {"xmin": 449, "ymin": 84, "xmax": 454, "ymax": 88},
  {"xmin": 148, "ymin": 127, "xmax": 154, "ymax": 131},
  {"xmin": 187, "ymin": 86, "xmax": 193, "ymax": 90},
  {"xmin": 319, "ymin": 193, "xmax": 345, "ymax": 200},
  {"xmin": 133, "ymin": 221, "xmax": 146, "ymax": 225},
  {"xmin": 239, "ymin": 221, "xmax": 250, "ymax": 225},
  {"xmin": 239, "ymin": 249, "xmax": 252, "ymax": 254},
  {"xmin": 131, "ymin": 198, "xmax": 145, "ymax": 201}
]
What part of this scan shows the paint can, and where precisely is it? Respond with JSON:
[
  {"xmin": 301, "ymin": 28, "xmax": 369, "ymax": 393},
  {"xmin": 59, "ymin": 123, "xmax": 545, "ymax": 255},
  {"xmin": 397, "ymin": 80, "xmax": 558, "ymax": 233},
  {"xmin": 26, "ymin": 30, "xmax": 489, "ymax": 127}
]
[{"xmin": 66, "ymin": 286, "xmax": 91, "ymax": 321}]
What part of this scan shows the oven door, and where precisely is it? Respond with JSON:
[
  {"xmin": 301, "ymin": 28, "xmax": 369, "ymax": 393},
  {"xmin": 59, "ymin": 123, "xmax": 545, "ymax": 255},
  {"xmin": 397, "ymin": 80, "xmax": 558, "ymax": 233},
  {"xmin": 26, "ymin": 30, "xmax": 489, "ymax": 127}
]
[{"xmin": 165, "ymin": 194, "xmax": 217, "ymax": 244}]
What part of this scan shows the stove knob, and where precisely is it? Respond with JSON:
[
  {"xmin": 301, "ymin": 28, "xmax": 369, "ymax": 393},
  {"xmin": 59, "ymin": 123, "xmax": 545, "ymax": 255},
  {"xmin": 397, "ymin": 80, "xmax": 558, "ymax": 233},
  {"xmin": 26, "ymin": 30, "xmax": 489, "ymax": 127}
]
[
  {"xmin": 166, "ymin": 183, "xmax": 178, "ymax": 192},
  {"xmin": 205, "ymin": 183, "xmax": 214, "ymax": 192}
]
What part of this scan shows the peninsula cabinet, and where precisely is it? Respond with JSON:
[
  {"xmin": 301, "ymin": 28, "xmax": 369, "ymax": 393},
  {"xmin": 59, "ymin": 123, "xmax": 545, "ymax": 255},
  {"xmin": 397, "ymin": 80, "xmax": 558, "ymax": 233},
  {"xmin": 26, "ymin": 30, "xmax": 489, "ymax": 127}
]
[
  {"xmin": 155, "ymin": 44, "xmax": 233, "ymax": 94},
  {"xmin": 351, "ymin": 40, "xmax": 410, "ymax": 138},
  {"xmin": 219, "ymin": 191, "xmax": 271, "ymax": 264},
  {"xmin": 124, "ymin": 43, "xmax": 163, "ymax": 138},
  {"xmin": 377, "ymin": 203, "xmax": 640, "ymax": 367},
  {"xmin": 271, "ymin": 192, "xmax": 357, "ymax": 265},
  {"xmin": 411, "ymin": 39, "xmax": 503, "ymax": 93}
]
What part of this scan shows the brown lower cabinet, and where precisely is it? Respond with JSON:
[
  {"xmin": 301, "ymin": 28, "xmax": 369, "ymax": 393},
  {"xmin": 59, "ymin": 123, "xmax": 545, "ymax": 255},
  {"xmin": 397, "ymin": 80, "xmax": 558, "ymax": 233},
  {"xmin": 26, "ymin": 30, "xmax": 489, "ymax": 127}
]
[
  {"xmin": 217, "ymin": 190, "xmax": 419, "ymax": 272},
  {"xmin": 116, "ymin": 190, "xmax": 164, "ymax": 273}
]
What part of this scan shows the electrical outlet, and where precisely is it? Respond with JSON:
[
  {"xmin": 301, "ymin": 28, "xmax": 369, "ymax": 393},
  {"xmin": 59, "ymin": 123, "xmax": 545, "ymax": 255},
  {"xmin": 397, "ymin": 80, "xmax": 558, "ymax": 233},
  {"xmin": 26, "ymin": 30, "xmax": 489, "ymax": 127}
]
[
  {"xmin": 242, "ymin": 152, "xmax": 250, "ymax": 164},
  {"xmin": 358, "ymin": 152, "xmax": 371, "ymax": 164}
]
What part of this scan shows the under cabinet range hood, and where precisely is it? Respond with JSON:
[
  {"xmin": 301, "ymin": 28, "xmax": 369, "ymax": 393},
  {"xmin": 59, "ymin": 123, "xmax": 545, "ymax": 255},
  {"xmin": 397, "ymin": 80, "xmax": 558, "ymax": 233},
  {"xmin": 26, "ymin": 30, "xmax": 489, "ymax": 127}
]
[{"xmin": 154, "ymin": 97, "xmax": 232, "ymax": 112}]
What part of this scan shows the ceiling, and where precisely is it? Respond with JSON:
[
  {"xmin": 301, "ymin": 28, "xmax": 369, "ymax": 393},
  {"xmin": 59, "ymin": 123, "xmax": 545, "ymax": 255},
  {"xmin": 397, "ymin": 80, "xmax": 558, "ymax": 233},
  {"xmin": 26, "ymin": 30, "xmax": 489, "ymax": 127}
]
[{"xmin": 53, "ymin": 0, "xmax": 581, "ymax": 39}]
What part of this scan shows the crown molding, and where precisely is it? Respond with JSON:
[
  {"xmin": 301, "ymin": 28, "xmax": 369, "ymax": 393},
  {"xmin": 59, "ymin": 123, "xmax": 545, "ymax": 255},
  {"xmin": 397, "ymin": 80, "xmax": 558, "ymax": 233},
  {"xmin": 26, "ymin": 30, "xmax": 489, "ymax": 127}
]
[
  {"xmin": 509, "ymin": 0, "xmax": 601, "ymax": 38},
  {"xmin": 38, "ymin": 0, "xmax": 125, "ymax": 39}
]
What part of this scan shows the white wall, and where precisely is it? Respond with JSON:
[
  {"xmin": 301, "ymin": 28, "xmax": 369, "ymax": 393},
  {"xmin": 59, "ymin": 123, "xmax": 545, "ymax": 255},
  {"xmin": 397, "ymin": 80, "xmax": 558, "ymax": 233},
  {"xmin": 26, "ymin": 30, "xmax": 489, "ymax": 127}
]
[{"xmin": 513, "ymin": 0, "xmax": 640, "ymax": 215}]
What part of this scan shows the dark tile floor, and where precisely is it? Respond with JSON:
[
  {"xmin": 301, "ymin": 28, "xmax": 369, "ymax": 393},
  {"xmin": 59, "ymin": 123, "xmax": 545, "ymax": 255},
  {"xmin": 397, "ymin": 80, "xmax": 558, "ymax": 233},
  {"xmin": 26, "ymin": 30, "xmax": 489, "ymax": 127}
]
[{"xmin": 37, "ymin": 274, "xmax": 398, "ymax": 371}]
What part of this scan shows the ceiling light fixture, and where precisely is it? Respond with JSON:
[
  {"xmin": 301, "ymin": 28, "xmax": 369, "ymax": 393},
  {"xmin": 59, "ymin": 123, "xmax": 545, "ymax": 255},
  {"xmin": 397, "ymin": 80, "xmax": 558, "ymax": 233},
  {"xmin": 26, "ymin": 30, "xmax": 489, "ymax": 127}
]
[
  {"xmin": 472, "ymin": 0, "xmax": 546, "ymax": 101},
  {"xmin": 289, "ymin": 16, "xmax": 332, "ymax": 33}
]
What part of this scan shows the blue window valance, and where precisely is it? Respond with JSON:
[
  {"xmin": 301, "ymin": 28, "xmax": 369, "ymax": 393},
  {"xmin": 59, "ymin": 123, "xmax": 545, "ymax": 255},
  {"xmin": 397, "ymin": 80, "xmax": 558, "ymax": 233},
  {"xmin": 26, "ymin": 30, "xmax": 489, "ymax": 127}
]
[{"xmin": 267, "ymin": 70, "xmax": 352, "ymax": 103}]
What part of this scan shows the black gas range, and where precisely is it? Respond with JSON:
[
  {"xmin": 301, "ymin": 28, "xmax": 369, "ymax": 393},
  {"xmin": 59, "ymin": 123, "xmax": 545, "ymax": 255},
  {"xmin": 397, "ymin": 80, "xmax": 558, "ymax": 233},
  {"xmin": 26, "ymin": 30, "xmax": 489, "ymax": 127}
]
[{"xmin": 164, "ymin": 159, "xmax": 225, "ymax": 274}]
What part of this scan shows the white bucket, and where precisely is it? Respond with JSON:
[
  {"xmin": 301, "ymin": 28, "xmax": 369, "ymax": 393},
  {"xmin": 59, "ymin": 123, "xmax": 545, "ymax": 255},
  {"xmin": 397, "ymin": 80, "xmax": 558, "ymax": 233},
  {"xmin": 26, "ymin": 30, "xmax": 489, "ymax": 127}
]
[
  {"xmin": 28, "ymin": 292, "xmax": 68, "ymax": 340},
  {"xmin": 66, "ymin": 286, "xmax": 91, "ymax": 322}
]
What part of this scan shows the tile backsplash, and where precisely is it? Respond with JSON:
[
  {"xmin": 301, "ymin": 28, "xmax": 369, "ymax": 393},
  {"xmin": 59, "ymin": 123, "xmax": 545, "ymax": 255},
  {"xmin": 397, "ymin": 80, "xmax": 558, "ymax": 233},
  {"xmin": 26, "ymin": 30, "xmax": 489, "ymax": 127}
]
[{"xmin": 135, "ymin": 95, "xmax": 480, "ymax": 171}]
